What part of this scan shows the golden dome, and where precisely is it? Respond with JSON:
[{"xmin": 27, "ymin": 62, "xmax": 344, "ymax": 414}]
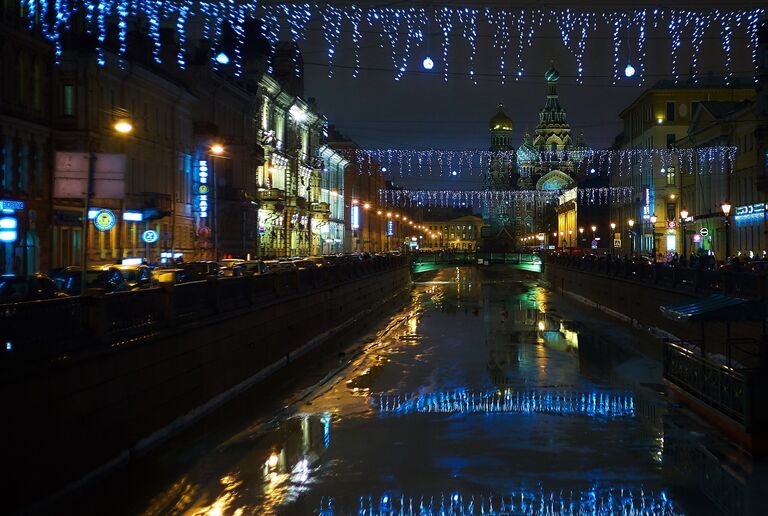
[{"xmin": 489, "ymin": 103, "xmax": 513, "ymax": 131}]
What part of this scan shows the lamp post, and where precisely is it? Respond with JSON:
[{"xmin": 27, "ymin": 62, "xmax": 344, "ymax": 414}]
[
  {"xmin": 649, "ymin": 213, "xmax": 658, "ymax": 261},
  {"xmin": 721, "ymin": 202, "xmax": 731, "ymax": 261},
  {"xmin": 590, "ymin": 225, "xmax": 597, "ymax": 249},
  {"xmin": 80, "ymin": 118, "xmax": 133, "ymax": 295},
  {"xmin": 680, "ymin": 208, "xmax": 689, "ymax": 264},
  {"xmin": 568, "ymin": 229, "xmax": 573, "ymax": 252},
  {"xmin": 209, "ymin": 143, "xmax": 226, "ymax": 261},
  {"xmin": 578, "ymin": 227, "xmax": 584, "ymax": 248},
  {"xmin": 628, "ymin": 219, "xmax": 635, "ymax": 257},
  {"xmin": 610, "ymin": 222, "xmax": 616, "ymax": 257}
]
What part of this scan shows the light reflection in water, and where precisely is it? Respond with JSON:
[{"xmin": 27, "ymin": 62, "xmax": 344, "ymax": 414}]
[
  {"xmin": 318, "ymin": 487, "xmax": 681, "ymax": 515},
  {"xmin": 372, "ymin": 388, "xmax": 635, "ymax": 418}
]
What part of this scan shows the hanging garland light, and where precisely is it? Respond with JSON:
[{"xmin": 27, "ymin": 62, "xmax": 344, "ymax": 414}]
[
  {"xmin": 32, "ymin": 3, "xmax": 764, "ymax": 84},
  {"xmin": 345, "ymin": 147, "xmax": 737, "ymax": 176},
  {"xmin": 378, "ymin": 187, "xmax": 634, "ymax": 208}
]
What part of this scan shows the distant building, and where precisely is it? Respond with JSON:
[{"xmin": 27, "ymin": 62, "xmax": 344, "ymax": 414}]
[
  {"xmin": 482, "ymin": 103, "xmax": 516, "ymax": 250},
  {"xmin": 422, "ymin": 208, "xmax": 483, "ymax": 251},
  {"xmin": 610, "ymin": 76, "xmax": 756, "ymax": 258}
]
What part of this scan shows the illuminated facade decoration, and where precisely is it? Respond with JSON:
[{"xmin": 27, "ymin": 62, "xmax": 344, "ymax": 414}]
[
  {"xmin": 610, "ymin": 78, "xmax": 757, "ymax": 258},
  {"xmin": 256, "ymin": 75, "xmax": 324, "ymax": 257}
]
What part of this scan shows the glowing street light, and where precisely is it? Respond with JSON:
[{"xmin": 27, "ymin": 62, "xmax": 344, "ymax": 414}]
[
  {"xmin": 114, "ymin": 119, "xmax": 133, "ymax": 134},
  {"xmin": 210, "ymin": 143, "xmax": 225, "ymax": 155}
]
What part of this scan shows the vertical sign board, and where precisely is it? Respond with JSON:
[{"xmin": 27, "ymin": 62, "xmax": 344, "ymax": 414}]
[
  {"xmin": 386, "ymin": 220, "xmax": 394, "ymax": 236},
  {"xmin": 197, "ymin": 160, "xmax": 209, "ymax": 218},
  {"xmin": 53, "ymin": 152, "xmax": 126, "ymax": 198},
  {"xmin": 350, "ymin": 205, "xmax": 360, "ymax": 230}
]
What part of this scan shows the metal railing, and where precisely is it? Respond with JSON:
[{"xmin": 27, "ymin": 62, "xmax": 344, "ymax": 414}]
[
  {"xmin": 0, "ymin": 255, "xmax": 408, "ymax": 368},
  {"xmin": 548, "ymin": 254, "xmax": 766, "ymax": 301},
  {"xmin": 663, "ymin": 340, "xmax": 761, "ymax": 427},
  {"xmin": 412, "ymin": 252, "xmax": 540, "ymax": 265}
]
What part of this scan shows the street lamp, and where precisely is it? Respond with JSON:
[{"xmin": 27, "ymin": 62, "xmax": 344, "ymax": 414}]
[
  {"xmin": 568, "ymin": 229, "xmax": 573, "ymax": 251},
  {"xmin": 210, "ymin": 143, "xmax": 225, "ymax": 155},
  {"xmin": 721, "ymin": 202, "xmax": 732, "ymax": 260},
  {"xmin": 680, "ymin": 208, "xmax": 689, "ymax": 264},
  {"xmin": 113, "ymin": 119, "xmax": 133, "ymax": 134},
  {"xmin": 649, "ymin": 213, "xmax": 658, "ymax": 261},
  {"xmin": 628, "ymin": 219, "xmax": 635, "ymax": 257},
  {"xmin": 578, "ymin": 227, "xmax": 584, "ymax": 248}
]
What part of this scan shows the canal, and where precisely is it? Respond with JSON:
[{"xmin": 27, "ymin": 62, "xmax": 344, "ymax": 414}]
[{"xmin": 68, "ymin": 266, "xmax": 766, "ymax": 515}]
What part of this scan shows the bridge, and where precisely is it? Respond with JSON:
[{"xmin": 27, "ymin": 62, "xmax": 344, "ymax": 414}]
[{"xmin": 412, "ymin": 251, "xmax": 542, "ymax": 273}]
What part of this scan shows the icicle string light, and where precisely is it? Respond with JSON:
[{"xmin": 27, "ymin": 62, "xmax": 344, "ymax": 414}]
[
  {"xmin": 30, "ymin": 4, "xmax": 764, "ymax": 82},
  {"xmin": 378, "ymin": 188, "xmax": 634, "ymax": 208},
  {"xmin": 343, "ymin": 147, "xmax": 737, "ymax": 177}
]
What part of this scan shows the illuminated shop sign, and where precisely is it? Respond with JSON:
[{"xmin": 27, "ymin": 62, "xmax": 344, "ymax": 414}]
[
  {"xmin": 734, "ymin": 202, "xmax": 765, "ymax": 222},
  {"xmin": 642, "ymin": 186, "xmax": 652, "ymax": 220},
  {"xmin": 386, "ymin": 220, "xmax": 394, "ymax": 236},
  {"xmin": 142, "ymin": 230, "xmax": 159, "ymax": 243},
  {"xmin": 0, "ymin": 216, "xmax": 18, "ymax": 242},
  {"xmin": 0, "ymin": 199, "xmax": 24, "ymax": 213},
  {"xmin": 198, "ymin": 160, "xmax": 209, "ymax": 218},
  {"xmin": 351, "ymin": 205, "xmax": 360, "ymax": 230},
  {"xmin": 93, "ymin": 209, "xmax": 117, "ymax": 231}
]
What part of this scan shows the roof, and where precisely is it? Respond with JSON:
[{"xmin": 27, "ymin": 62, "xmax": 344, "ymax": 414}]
[
  {"xmin": 696, "ymin": 100, "xmax": 750, "ymax": 120},
  {"xmin": 660, "ymin": 295, "xmax": 765, "ymax": 323},
  {"xmin": 490, "ymin": 103, "xmax": 513, "ymax": 131}
]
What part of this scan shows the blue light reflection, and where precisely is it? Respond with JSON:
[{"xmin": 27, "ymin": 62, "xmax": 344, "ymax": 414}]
[
  {"xmin": 318, "ymin": 487, "xmax": 681, "ymax": 515},
  {"xmin": 372, "ymin": 388, "xmax": 635, "ymax": 418}
]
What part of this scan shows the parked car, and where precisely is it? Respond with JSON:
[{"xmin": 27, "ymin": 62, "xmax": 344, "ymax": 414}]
[
  {"xmin": 117, "ymin": 264, "xmax": 155, "ymax": 290},
  {"xmin": 0, "ymin": 274, "xmax": 67, "ymax": 303},
  {"xmin": 153, "ymin": 268, "xmax": 188, "ymax": 286},
  {"xmin": 218, "ymin": 258, "xmax": 244, "ymax": 268},
  {"xmin": 220, "ymin": 264, "xmax": 245, "ymax": 277},
  {"xmin": 53, "ymin": 266, "xmax": 131, "ymax": 295},
  {"xmin": 291, "ymin": 259, "xmax": 315, "ymax": 271},
  {"xmin": 264, "ymin": 260, "xmax": 296, "ymax": 273},
  {"xmin": 241, "ymin": 260, "xmax": 270, "ymax": 276},
  {"xmin": 306, "ymin": 256, "xmax": 330, "ymax": 267},
  {"xmin": 180, "ymin": 261, "xmax": 221, "ymax": 281}
]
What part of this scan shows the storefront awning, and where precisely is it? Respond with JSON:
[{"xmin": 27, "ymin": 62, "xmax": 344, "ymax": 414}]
[{"xmin": 660, "ymin": 295, "xmax": 765, "ymax": 323}]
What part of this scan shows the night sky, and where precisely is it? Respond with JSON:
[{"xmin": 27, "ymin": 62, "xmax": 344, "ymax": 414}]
[{"xmin": 295, "ymin": 0, "xmax": 763, "ymax": 190}]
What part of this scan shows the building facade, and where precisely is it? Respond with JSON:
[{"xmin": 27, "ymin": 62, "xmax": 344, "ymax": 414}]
[
  {"xmin": 610, "ymin": 78, "xmax": 756, "ymax": 259},
  {"xmin": 423, "ymin": 214, "xmax": 483, "ymax": 251},
  {"xmin": 318, "ymin": 144, "xmax": 346, "ymax": 254},
  {"xmin": 0, "ymin": 4, "xmax": 53, "ymax": 275}
]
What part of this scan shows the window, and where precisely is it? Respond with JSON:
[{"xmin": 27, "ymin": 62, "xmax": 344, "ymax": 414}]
[
  {"xmin": 666, "ymin": 170, "xmax": 676, "ymax": 186},
  {"xmin": 62, "ymin": 85, "xmax": 75, "ymax": 116},
  {"xmin": 666, "ymin": 134, "xmax": 675, "ymax": 149},
  {"xmin": 667, "ymin": 203, "xmax": 676, "ymax": 222},
  {"xmin": 666, "ymin": 102, "xmax": 675, "ymax": 121}
]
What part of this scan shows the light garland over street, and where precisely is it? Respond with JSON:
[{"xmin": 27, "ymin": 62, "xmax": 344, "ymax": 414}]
[{"xmin": 32, "ymin": 3, "xmax": 764, "ymax": 83}]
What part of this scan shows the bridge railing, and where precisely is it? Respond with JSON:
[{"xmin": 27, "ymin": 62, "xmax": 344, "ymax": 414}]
[
  {"xmin": 547, "ymin": 253, "xmax": 765, "ymax": 301},
  {"xmin": 0, "ymin": 254, "xmax": 408, "ymax": 368},
  {"xmin": 663, "ymin": 340, "xmax": 768, "ymax": 429}
]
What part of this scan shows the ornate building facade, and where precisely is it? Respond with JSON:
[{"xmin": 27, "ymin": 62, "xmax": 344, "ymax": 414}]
[{"xmin": 481, "ymin": 103, "xmax": 517, "ymax": 251}]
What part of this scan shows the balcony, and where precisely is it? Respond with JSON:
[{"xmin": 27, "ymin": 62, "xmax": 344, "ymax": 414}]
[
  {"xmin": 257, "ymin": 188, "xmax": 285, "ymax": 202},
  {"xmin": 311, "ymin": 202, "xmax": 330, "ymax": 215}
]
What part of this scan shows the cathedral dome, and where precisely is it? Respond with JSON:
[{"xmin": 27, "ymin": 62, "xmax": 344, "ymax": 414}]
[
  {"xmin": 544, "ymin": 65, "xmax": 560, "ymax": 83},
  {"xmin": 489, "ymin": 103, "xmax": 513, "ymax": 131}
]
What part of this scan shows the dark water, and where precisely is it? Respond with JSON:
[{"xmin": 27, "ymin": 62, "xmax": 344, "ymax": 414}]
[{"xmin": 72, "ymin": 267, "xmax": 767, "ymax": 515}]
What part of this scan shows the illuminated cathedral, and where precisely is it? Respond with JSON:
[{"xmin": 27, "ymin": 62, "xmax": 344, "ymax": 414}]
[{"xmin": 483, "ymin": 64, "xmax": 585, "ymax": 249}]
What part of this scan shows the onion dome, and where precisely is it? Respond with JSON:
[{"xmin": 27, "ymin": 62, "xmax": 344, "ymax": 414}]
[
  {"xmin": 489, "ymin": 102, "xmax": 513, "ymax": 131},
  {"xmin": 544, "ymin": 64, "xmax": 560, "ymax": 83}
]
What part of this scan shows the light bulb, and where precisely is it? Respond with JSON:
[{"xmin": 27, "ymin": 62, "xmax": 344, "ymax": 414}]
[
  {"xmin": 624, "ymin": 63, "xmax": 636, "ymax": 77},
  {"xmin": 422, "ymin": 56, "xmax": 434, "ymax": 70},
  {"xmin": 215, "ymin": 52, "xmax": 230, "ymax": 65}
]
